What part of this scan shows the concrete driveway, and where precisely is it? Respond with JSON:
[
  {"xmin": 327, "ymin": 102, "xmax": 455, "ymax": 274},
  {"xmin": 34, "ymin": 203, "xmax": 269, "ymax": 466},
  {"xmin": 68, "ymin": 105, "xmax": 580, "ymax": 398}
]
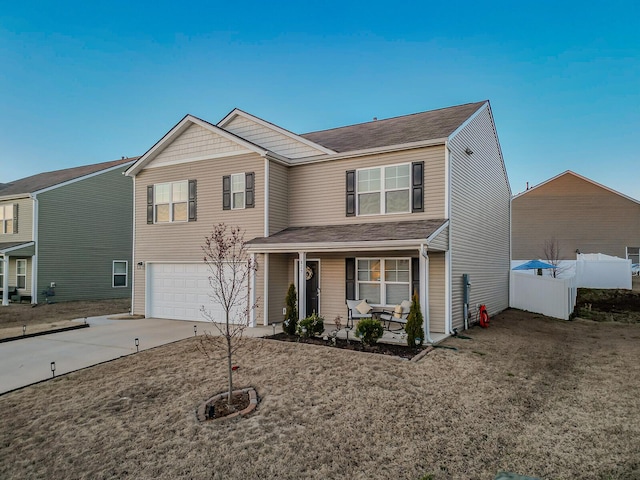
[{"xmin": 0, "ymin": 316, "xmax": 222, "ymax": 394}]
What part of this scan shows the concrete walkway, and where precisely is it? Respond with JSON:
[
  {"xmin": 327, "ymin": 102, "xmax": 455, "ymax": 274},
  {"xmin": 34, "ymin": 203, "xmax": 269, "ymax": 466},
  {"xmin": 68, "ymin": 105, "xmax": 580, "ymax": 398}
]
[{"xmin": 0, "ymin": 316, "xmax": 259, "ymax": 395}]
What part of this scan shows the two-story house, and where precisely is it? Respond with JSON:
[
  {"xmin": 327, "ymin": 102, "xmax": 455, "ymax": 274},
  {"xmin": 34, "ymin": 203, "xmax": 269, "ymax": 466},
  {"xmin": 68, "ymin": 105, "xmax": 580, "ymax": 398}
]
[
  {"xmin": 126, "ymin": 101, "xmax": 510, "ymax": 340},
  {"xmin": 0, "ymin": 158, "xmax": 135, "ymax": 305}
]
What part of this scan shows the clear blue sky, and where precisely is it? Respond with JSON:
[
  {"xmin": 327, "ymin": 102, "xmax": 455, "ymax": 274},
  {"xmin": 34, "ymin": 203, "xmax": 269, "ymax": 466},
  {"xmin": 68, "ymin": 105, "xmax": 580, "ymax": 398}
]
[{"xmin": 1, "ymin": 1, "xmax": 639, "ymax": 199}]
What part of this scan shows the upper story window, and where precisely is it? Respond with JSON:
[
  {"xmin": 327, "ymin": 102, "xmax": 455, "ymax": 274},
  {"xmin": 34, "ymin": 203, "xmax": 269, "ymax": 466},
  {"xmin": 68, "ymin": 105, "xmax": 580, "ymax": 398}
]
[
  {"xmin": 146, "ymin": 180, "xmax": 196, "ymax": 224},
  {"xmin": 346, "ymin": 162, "xmax": 423, "ymax": 217},
  {"xmin": 0, "ymin": 204, "xmax": 16, "ymax": 234},
  {"xmin": 223, "ymin": 172, "xmax": 255, "ymax": 210}
]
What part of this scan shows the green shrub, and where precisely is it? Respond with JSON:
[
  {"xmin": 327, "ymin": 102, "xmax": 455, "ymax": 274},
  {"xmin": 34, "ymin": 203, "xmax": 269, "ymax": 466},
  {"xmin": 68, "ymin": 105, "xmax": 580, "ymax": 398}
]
[
  {"xmin": 296, "ymin": 312, "xmax": 324, "ymax": 338},
  {"xmin": 282, "ymin": 283, "xmax": 298, "ymax": 335},
  {"xmin": 355, "ymin": 318, "xmax": 384, "ymax": 346},
  {"xmin": 405, "ymin": 290, "xmax": 424, "ymax": 347}
]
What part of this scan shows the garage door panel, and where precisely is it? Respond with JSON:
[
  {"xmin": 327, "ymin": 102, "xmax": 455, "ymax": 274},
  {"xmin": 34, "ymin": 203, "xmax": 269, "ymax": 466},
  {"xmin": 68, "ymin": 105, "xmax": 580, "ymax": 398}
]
[{"xmin": 148, "ymin": 263, "xmax": 248, "ymax": 323}]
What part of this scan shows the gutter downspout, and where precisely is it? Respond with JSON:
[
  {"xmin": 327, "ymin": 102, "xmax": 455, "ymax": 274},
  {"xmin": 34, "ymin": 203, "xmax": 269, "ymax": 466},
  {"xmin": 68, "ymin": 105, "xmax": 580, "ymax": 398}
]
[
  {"xmin": 31, "ymin": 194, "xmax": 39, "ymax": 305},
  {"xmin": 130, "ymin": 177, "xmax": 136, "ymax": 315},
  {"xmin": 263, "ymin": 158, "xmax": 270, "ymax": 326},
  {"xmin": 420, "ymin": 244, "xmax": 433, "ymax": 344}
]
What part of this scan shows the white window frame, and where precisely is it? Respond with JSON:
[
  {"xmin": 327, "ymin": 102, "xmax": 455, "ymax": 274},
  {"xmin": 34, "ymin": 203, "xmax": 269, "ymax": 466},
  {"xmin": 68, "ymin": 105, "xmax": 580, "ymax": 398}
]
[
  {"xmin": 154, "ymin": 181, "xmax": 188, "ymax": 223},
  {"xmin": 356, "ymin": 162, "xmax": 411, "ymax": 216},
  {"xmin": 112, "ymin": 260, "xmax": 128, "ymax": 288},
  {"xmin": 0, "ymin": 260, "xmax": 3, "ymax": 286},
  {"xmin": 231, "ymin": 173, "xmax": 246, "ymax": 210},
  {"xmin": 0, "ymin": 204, "xmax": 14, "ymax": 234},
  {"xmin": 16, "ymin": 259, "xmax": 26, "ymax": 289},
  {"xmin": 627, "ymin": 247, "xmax": 639, "ymax": 264},
  {"xmin": 356, "ymin": 257, "xmax": 412, "ymax": 306}
]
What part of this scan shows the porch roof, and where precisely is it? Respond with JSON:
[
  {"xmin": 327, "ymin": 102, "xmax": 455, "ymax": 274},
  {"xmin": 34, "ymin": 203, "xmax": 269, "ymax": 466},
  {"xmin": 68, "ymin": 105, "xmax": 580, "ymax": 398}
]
[
  {"xmin": 0, "ymin": 241, "xmax": 35, "ymax": 256},
  {"xmin": 247, "ymin": 219, "xmax": 448, "ymax": 253}
]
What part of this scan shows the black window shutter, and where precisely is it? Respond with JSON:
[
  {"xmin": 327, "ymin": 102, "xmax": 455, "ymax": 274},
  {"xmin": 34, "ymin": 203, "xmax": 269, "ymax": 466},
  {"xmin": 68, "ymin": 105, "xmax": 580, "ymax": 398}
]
[
  {"xmin": 188, "ymin": 180, "xmax": 197, "ymax": 221},
  {"xmin": 13, "ymin": 203, "xmax": 18, "ymax": 234},
  {"xmin": 346, "ymin": 170, "xmax": 356, "ymax": 217},
  {"xmin": 222, "ymin": 176, "xmax": 231, "ymax": 210},
  {"xmin": 345, "ymin": 257, "xmax": 356, "ymax": 300},
  {"xmin": 411, "ymin": 257, "xmax": 420, "ymax": 298},
  {"xmin": 146, "ymin": 186, "xmax": 154, "ymax": 224},
  {"xmin": 245, "ymin": 172, "xmax": 255, "ymax": 208},
  {"xmin": 412, "ymin": 161, "xmax": 424, "ymax": 213}
]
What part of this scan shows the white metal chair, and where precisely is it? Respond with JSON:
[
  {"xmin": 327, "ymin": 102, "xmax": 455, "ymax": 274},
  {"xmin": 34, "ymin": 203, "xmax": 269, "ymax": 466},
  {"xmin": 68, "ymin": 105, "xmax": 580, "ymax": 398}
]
[
  {"xmin": 379, "ymin": 299, "xmax": 412, "ymax": 331},
  {"xmin": 346, "ymin": 299, "xmax": 372, "ymax": 328}
]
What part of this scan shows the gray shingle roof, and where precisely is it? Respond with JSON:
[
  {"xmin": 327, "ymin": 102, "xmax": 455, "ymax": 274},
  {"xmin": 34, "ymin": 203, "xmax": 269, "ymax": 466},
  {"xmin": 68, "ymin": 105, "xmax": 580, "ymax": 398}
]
[
  {"xmin": 247, "ymin": 219, "xmax": 447, "ymax": 246},
  {"xmin": 0, "ymin": 157, "xmax": 138, "ymax": 197},
  {"xmin": 300, "ymin": 101, "xmax": 486, "ymax": 152}
]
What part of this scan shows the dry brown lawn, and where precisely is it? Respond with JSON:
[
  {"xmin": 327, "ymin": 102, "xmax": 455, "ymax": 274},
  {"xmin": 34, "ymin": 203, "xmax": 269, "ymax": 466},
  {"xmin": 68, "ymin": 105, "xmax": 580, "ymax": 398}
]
[
  {"xmin": 1, "ymin": 309, "xmax": 639, "ymax": 480},
  {"xmin": 0, "ymin": 298, "xmax": 130, "ymax": 339}
]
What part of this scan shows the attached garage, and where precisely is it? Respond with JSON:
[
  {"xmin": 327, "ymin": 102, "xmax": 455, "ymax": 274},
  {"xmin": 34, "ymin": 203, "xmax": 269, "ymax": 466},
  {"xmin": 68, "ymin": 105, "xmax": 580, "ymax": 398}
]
[{"xmin": 147, "ymin": 263, "xmax": 248, "ymax": 324}]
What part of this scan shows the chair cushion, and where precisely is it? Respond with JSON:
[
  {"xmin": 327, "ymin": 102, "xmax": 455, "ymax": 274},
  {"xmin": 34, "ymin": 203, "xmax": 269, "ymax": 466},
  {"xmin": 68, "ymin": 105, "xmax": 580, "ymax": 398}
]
[
  {"xmin": 393, "ymin": 304, "xmax": 403, "ymax": 318},
  {"xmin": 356, "ymin": 300, "xmax": 372, "ymax": 315},
  {"xmin": 400, "ymin": 300, "xmax": 412, "ymax": 311}
]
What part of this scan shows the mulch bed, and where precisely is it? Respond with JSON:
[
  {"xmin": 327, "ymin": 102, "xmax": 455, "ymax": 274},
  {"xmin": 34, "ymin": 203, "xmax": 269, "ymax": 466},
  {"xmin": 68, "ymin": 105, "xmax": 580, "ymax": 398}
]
[
  {"xmin": 209, "ymin": 391, "xmax": 250, "ymax": 418},
  {"xmin": 265, "ymin": 332, "xmax": 425, "ymax": 360}
]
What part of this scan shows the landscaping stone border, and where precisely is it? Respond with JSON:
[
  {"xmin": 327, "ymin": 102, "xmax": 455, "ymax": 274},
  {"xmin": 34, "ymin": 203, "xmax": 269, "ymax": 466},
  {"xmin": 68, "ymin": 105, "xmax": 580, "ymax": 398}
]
[{"xmin": 196, "ymin": 387, "xmax": 258, "ymax": 422}]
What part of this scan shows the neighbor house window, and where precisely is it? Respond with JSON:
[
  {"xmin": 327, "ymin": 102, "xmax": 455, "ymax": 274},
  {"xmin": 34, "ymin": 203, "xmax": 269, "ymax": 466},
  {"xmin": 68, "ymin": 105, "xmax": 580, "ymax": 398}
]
[
  {"xmin": 154, "ymin": 181, "xmax": 188, "ymax": 223},
  {"xmin": 628, "ymin": 247, "xmax": 639, "ymax": 265},
  {"xmin": 231, "ymin": 173, "xmax": 245, "ymax": 209},
  {"xmin": 357, "ymin": 164, "xmax": 410, "ymax": 215},
  {"xmin": 357, "ymin": 258, "xmax": 411, "ymax": 305},
  {"xmin": 0, "ymin": 261, "xmax": 3, "ymax": 287},
  {"xmin": 113, "ymin": 261, "xmax": 128, "ymax": 287},
  {"xmin": 16, "ymin": 259, "xmax": 26, "ymax": 289},
  {"xmin": 0, "ymin": 204, "xmax": 14, "ymax": 234}
]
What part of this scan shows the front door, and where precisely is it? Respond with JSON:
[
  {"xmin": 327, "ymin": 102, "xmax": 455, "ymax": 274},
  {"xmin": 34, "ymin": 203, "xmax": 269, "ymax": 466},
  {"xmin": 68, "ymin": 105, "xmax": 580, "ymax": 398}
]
[{"xmin": 305, "ymin": 261, "xmax": 319, "ymax": 317}]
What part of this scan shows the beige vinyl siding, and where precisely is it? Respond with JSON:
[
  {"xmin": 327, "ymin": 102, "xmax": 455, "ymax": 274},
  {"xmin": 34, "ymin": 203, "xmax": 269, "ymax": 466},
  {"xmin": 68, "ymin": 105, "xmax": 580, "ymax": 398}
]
[
  {"xmin": 224, "ymin": 116, "xmax": 325, "ymax": 158},
  {"xmin": 428, "ymin": 252, "xmax": 446, "ymax": 333},
  {"xmin": 133, "ymin": 154, "xmax": 265, "ymax": 315},
  {"xmin": 267, "ymin": 253, "xmax": 294, "ymax": 323},
  {"xmin": 0, "ymin": 197, "xmax": 33, "ymax": 242},
  {"xmin": 254, "ymin": 254, "xmax": 265, "ymax": 325},
  {"xmin": 36, "ymin": 165, "xmax": 133, "ymax": 303},
  {"xmin": 268, "ymin": 161, "xmax": 289, "ymax": 234},
  {"xmin": 512, "ymin": 173, "xmax": 640, "ymax": 260},
  {"xmin": 449, "ymin": 104, "xmax": 510, "ymax": 331},
  {"xmin": 148, "ymin": 123, "xmax": 251, "ymax": 169},
  {"xmin": 288, "ymin": 145, "xmax": 446, "ymax": 226}
]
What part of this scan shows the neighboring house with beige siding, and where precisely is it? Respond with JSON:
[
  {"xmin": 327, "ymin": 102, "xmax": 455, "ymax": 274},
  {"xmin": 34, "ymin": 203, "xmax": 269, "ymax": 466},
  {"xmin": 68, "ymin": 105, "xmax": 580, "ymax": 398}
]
[
  {"xmin": 512, "ymin": 170, "xmax": 640, "ymax": 267},
  {"xmin": 0, "ymin": 158, "xmax": 134, "ymax": 306},
  {"xmin": 126, "ymin": 101, "xmax": 510, "ymax": 340}
]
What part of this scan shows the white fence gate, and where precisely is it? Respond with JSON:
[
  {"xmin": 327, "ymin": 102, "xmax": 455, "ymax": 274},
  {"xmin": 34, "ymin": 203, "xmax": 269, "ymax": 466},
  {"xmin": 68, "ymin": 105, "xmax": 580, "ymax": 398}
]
[{"xmin": 509, "ymin": 271, "xmax": 577, "ymax": 320}]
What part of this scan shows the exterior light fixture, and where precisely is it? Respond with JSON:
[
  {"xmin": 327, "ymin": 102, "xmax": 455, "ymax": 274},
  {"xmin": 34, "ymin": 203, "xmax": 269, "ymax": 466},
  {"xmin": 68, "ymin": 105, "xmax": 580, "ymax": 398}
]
[
  {"xmin": 415, "ymin": 338, "xmax": 422, "ymax": 347},
  {"xmin": 194, "ymin": 325, "xmax": 197, "ymax": 336},
  {"xmin": 23, "ymin": 325, "xmax": 26, "ymax": 336},
  {"xmin": 465, "ymin": 147, "xmax": 473, "ymax": 155},
  {"xmin": 51, "ymin": 361, "xmax": 56, "ymax": 378},
  {"xmin": 135, "ymin": 338, "xmax": 139, "ymax": 352}
]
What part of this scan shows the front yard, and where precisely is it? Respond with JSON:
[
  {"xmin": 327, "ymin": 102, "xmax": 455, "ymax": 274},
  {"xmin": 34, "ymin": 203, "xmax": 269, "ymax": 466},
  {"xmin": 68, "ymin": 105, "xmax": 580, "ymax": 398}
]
[{"xmin": 1, "ymin": 309, "xmax": 638, "ymax": 479}]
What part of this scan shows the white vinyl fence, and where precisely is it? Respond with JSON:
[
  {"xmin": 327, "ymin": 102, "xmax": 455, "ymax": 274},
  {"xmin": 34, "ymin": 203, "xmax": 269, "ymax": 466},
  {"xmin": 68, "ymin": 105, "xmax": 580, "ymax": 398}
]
[
  {"xmin": 576, "ymin": 256, "xmax": 632, "ymax": 289},
  {"xmin": 509, "ymin": 271, "xmax": 577, "ymax": 320}
]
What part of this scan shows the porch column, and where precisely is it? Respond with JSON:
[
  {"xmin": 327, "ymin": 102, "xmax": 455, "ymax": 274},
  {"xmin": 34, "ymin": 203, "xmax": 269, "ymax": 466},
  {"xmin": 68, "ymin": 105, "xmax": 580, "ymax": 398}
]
[
  {"xmin": 262, "ymin": 253, "xmax": 269, "ymax": 326},
  {"xmin": 419, "ymin": 246, "xmax": 432, "ymax": 343},
  {"xmin": 297, "ymin": 252, "xmax": 306, "ymax": 321},
  {"xmin": 250, "ymin": 253, "xmax": 257, "ymax": 327},
  {"xmin": 1, "ymin": 255, "xmax": 8, "ymax": 306}
]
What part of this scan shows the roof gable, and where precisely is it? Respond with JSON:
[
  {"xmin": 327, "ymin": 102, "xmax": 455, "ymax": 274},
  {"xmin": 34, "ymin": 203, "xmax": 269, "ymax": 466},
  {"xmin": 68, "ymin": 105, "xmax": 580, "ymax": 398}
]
[
  {"xmin": 513, "ymin": 170, "xmax": 640, "ymax": 206},
  {"xmin": 0, "ymin": 158, "xmax": 135, "ymax": 198},
  {"xmin": 300, "ymin": 101, "xmax": 486, "ymax": 152},
  {"xmin": 126, "ymin": 115, "xmax": 269, "ymax": 176},
  {"xmin": 218, "ymin": 109, "xmax": 335, "ymax": 158}
]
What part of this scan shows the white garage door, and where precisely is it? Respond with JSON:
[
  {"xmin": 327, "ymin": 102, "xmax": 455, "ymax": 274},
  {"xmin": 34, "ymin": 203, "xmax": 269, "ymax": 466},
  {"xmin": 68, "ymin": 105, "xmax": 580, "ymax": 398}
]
[{"xmin": 147, "ymin": 263, "xmax": 248, "ymax": 323}]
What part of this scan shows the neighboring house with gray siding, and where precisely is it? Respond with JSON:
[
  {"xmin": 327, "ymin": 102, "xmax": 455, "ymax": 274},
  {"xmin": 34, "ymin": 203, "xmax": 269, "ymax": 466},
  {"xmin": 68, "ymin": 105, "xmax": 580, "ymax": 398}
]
[
  {"xmin": 0, "ymin": 158, "xmax": 135, "ymax": 305},
  {"xmin": 512, "ymin": 170, "xmax": 640, "ymax": 266},
  {"xmin": 126, "ymin": 101, "xmax": 510, "ymax": 340}
]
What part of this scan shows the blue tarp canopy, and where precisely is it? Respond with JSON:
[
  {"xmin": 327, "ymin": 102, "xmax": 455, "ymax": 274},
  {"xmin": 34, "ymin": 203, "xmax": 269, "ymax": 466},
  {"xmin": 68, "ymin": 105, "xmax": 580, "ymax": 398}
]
[{"xmin": 512, "ymin": 260, "xmax": 556, "ymax": 270}]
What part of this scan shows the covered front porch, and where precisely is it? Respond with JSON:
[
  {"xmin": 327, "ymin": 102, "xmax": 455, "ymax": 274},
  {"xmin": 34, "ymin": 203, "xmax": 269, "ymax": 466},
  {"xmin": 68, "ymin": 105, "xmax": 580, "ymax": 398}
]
[
  {"xmin": 1, "ymin": 241, "xmax": 36, "ymax": 306},
  {"xmin": 247, "ymin": 219, "xmax": 451, "ymax": 344}
]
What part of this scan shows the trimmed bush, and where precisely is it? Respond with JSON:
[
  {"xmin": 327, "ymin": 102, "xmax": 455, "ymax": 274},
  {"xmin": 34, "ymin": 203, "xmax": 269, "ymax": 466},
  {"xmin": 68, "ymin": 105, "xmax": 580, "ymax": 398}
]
[
  {"xmin": 283, "ymin": 283, "xmax": 298, "ymax": 335},
  {"xmin": 405, "ymin": 290, "xmax": 424, "ymax": 347},
  {"xmin": 296, "ymin": 312, "xmax": 325, "ymax": 338},
  {"xmin": 355, "ymin": 318, "xmax": 384, "ymax": 346}
]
